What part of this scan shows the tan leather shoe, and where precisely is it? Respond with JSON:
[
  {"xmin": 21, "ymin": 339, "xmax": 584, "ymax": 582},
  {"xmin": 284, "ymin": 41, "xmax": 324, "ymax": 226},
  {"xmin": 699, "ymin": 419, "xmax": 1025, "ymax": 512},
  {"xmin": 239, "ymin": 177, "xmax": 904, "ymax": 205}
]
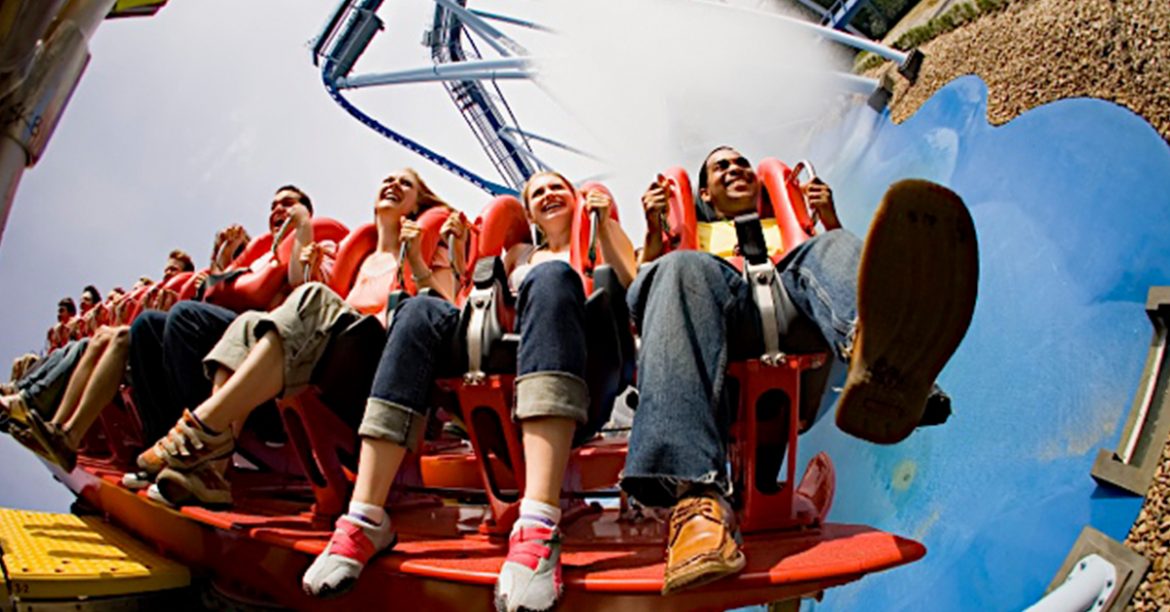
[{"xmin": 662, "ymin": 495, "xmax": 745, "ymax": 595}]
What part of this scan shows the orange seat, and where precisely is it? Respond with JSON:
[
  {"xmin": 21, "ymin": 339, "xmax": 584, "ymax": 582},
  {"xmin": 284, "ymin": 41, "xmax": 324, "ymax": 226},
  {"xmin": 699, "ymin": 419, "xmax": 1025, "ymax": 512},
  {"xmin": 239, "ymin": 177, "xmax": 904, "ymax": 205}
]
[
  {"xmin": 203, "ymin": 217, "xmax": 349, "ymax": 313},
  {"xmin": 176, "ymin": 269, "xmax": 204, "ymax": 302},
  {"xmin": 453, "ymin": 195, "xmax": 531, "ymax": 304},
  {"xmin": 122, "ymin": 270, "xmax": 195, "ymax": 323}
]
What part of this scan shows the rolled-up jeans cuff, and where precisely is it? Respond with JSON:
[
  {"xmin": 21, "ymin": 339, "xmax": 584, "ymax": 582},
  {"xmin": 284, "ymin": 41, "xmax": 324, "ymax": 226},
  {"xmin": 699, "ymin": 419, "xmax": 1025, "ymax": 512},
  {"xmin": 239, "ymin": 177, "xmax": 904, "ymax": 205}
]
[
  {"xmin": 514, "ymin": 372, "xmax": 589, "ymax": 424},
  {"xmin": 358, "ymin": 397, "xmax": 427, "ymax": 451}
]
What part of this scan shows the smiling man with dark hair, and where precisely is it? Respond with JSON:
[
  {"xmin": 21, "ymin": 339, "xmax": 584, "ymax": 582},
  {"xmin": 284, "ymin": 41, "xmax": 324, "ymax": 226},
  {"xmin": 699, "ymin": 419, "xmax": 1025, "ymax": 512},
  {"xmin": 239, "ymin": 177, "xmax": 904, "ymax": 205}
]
[
  {"xmin": 624, "ymin": 146, "xmax": 979, "ymax": 594},
  {"xmin": 125, "ymin": 184, "xmax": 333, "ymax": 451}
]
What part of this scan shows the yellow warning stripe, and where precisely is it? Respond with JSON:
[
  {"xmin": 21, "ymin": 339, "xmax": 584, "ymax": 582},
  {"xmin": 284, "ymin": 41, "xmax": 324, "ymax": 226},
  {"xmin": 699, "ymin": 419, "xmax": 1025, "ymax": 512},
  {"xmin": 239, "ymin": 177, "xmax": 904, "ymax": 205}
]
[
  {"xmin": 0, "ymin": 508, "xmax": 189, "ymax": 600},
  {"xmin": 112, "ymin": 0, "xmax": 168, "ymax": 12}
]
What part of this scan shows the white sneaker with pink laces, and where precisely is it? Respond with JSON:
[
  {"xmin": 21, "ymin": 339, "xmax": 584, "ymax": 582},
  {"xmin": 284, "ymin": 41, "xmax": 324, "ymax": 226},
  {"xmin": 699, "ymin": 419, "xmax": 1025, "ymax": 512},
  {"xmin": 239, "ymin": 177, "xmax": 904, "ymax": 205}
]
[
  {"xmin": 302, "ymin": 514, "xmax": 396, "ymax": 598},
  {"xmin": 494, "ymin": 523, "xmax": 564, "ymax": 612}
]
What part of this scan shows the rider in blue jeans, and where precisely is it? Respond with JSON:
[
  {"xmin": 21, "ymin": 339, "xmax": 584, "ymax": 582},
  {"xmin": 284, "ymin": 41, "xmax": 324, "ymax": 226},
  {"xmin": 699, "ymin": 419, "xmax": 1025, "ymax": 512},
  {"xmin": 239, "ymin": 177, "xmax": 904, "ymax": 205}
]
[
  {"xmin": 622, "ymin": 146, "xmax": 979, "ymax": 594},
  {"xmin": 303, "ymin": 172, "xmax": 637, "ymax": 612},
  {"xmin": 1, "ymin": 339, "xmax": 90, "ymax": 430}
]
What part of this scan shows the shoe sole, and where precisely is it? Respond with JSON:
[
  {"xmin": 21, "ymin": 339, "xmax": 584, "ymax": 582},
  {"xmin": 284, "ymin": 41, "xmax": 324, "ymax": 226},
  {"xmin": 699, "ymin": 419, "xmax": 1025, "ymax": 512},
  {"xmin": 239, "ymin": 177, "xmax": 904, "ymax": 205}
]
[
  {"xmin": 493, "ymin": 571, "xmax": 563, "ymax": 612},
  {"xmin": 836, "ymin": 179, "xmax": 979, "ymax": 444},
  {"xmin": 155, "ymin": 467, "xmax": 233, "ymax": 508},
  {"xmin": 24, "ymin": 413, "xmax": 76, "ymax": 472},
  {"xmin": 10, "ymin": 426, "xmax": 52, "ymax": 461},
  {"xmin": 661, "ymin": 548, "xmax": 746, "ymax": 595},
  {"xmin": 122, "ymin": 471, "xmax": 152, "ymax": 490}
]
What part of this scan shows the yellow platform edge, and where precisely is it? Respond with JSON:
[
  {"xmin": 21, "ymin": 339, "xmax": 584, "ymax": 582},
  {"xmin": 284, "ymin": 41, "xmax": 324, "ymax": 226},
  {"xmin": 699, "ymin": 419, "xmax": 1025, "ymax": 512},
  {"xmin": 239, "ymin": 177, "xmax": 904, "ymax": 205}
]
[
  {"xmin": 0, "ymin": 508, "xmax": 189, "ymax": 601},
  {"xmin": 112, "ymin": 0, "xmax": 167, "ymax": 12}
]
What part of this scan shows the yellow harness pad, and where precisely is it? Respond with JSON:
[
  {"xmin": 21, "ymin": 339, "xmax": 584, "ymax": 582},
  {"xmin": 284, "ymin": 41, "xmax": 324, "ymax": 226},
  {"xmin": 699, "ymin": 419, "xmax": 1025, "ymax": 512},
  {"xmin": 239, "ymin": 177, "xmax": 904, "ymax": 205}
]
[
  {"xmin": 0, "ymin": 507, "xmax": 189, "ymax": 600},
  {"xmin": 697, "ymin": 218, "xmax": 785, "ymax": 259}
]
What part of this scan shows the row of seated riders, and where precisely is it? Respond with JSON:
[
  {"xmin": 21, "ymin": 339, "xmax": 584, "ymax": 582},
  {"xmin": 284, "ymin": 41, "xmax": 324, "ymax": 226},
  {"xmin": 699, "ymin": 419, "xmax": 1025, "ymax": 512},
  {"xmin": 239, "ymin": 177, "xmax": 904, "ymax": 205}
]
[
  {"xmin": 0, "ymin": 146, "xmax": 979, "ymax": 612},
  {"xmin": 4, "ymin": 249, "xmax": 204, "ymax": 463},
  {"xmin": 43, "ymin": 250, "xmax": 197, "ymax": 353}
]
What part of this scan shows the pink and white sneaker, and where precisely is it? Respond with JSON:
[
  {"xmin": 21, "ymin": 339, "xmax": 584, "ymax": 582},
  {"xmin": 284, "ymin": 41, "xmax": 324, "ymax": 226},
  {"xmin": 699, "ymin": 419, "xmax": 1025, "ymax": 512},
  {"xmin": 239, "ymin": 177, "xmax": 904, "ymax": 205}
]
[
  {"xmin": 494, "ymin": 524, "xmax": 563, "ymax": 612},
  {"xmin": 302, "ymin": 514, "xmax": 396, "ymax": 598}
]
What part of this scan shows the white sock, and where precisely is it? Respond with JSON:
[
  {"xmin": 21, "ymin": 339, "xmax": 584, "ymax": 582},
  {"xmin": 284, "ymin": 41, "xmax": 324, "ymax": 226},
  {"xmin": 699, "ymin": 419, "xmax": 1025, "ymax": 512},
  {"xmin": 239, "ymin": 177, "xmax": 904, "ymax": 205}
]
[
  {"xmin": 347, "ymin": 500, "xmax": 387, "ymax": 528},
  {"xmin": 515, "ymin": 498, "xmax": 561, "ymax": 531}
]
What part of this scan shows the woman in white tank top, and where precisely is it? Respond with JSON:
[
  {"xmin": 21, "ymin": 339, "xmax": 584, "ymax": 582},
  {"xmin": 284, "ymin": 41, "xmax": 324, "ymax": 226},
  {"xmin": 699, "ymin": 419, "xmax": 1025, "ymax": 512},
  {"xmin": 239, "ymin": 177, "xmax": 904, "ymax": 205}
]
[{"xmin": 302, "ymin": 172, "xmax": 636, "ymax": 611}]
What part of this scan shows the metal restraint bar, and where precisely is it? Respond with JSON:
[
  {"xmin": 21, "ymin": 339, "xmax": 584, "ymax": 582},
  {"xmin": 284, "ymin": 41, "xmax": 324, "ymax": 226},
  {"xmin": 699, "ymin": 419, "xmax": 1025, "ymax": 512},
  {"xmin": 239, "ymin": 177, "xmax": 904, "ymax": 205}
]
[
  {"xmin": 464, "ymin": 257, "xmax": 514, "ymax": 384},
  {"xmin": 734, "ymin": 213, "xmax": 801, "ymax": 366}
]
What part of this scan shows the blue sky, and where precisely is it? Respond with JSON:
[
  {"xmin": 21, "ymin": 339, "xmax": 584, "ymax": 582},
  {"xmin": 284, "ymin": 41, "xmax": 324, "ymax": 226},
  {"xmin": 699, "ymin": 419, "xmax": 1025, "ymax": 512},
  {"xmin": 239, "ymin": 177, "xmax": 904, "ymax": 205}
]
[{"xmin": 0, "ymin": 0, "xmax": 837, "ymax": 511}]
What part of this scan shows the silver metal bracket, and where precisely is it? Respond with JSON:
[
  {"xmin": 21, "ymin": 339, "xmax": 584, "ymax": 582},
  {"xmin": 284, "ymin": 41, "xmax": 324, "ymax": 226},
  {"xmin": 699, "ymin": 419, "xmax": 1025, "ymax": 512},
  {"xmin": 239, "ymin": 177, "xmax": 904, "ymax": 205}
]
[
  {"xmin": 464, "ymin": 285, "xmax": 503, "ymax": 386},
  {"xmin": 747, "ymin": 262, "xmax": 784, "ymax": 366},
  {"xmin": 745, "ymin": 261, "xmax": 801, "ymax": 367}
]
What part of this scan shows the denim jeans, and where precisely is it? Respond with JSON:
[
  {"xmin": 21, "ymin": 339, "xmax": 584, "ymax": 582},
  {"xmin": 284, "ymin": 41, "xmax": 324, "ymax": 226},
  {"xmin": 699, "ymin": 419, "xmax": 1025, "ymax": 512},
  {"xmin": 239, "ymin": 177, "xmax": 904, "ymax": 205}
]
[
  {"xmin": 16, "ymin": 339, "xmax": 90, "ymax": 419},
  {"xmin": 621, "ymin": 229, "xmax": 861, "ymax": 507},
  {"xmin": 128, "ymin": 302, "xmax": 237, "ymax": 440},
  {"xmin": 361, "ymin": 261, "xmax": 592, "ymax": 450}
]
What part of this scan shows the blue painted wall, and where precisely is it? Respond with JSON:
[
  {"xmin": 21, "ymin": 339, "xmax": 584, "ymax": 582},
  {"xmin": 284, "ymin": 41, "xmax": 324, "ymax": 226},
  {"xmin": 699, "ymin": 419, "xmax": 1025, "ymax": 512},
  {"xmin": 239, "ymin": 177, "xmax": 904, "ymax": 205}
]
[{"xmin": 793, "ymin": 76, "xmax": 1168, "ymax": 610}]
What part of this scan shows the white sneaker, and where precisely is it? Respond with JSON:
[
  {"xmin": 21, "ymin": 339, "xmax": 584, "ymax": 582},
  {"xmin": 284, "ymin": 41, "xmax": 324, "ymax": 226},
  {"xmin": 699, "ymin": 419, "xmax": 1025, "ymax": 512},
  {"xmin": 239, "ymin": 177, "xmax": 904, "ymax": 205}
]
[
  {"xmin": 494, "ymin": 524, "xmax": 563, "ymax": 612},
  {"xmin": 302, "ymin": 514, "xmax": 396, "ymax": 598}
]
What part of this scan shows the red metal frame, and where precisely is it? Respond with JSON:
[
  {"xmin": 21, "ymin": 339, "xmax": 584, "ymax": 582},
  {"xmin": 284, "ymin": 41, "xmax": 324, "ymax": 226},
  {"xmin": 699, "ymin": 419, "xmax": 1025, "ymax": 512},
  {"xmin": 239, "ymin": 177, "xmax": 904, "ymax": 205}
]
[
  {"xmin": 728, "ymin": 356, "xmax": 834, "ymax": 532},
  {"xmin": 88, "ymin": 387, "xmax": 147, "ymax": 465},
  {"xmin": 49, "ymin": 459, "xmax": 923, "ymax": 611}
]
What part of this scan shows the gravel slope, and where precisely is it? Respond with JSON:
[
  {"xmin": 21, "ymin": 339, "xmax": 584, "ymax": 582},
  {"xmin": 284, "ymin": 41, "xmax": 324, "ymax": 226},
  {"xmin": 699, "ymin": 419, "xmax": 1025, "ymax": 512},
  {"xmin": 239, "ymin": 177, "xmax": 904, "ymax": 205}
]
[
  {"xmin": 868, "ymin": 1, "xmax": 1170, "ymax": 608},
  {"xmin": 880, "ymin": 0, "xmax": 1170, "ymax": 143},
  {"xmin": 1128, "ymin": 436, "xmax": 1170, "ymax": 610}
]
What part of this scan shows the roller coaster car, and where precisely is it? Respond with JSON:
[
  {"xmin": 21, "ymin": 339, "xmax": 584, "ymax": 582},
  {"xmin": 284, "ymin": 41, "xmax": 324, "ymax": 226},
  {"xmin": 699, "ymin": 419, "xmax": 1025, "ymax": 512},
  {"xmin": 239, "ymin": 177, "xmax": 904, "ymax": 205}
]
[
  {"xmin": 46, "ymin": 171, "xmax": 924, "ymax": 611},
  {"xmin": 427, "ymin": 165, "xmax": 835, "ymax": 538}
]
